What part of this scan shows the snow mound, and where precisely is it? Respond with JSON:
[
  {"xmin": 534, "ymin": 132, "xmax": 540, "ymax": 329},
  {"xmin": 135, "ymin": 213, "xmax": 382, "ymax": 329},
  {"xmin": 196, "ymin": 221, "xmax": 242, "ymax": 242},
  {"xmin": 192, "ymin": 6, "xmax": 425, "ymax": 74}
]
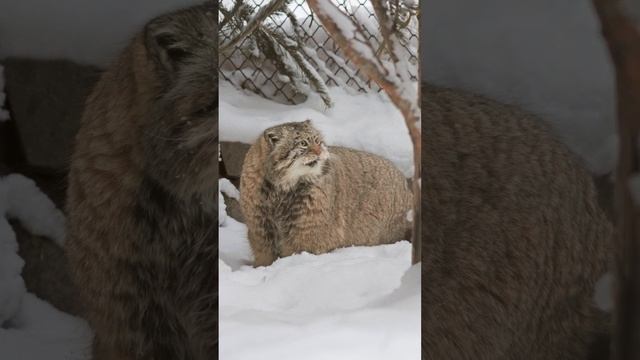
[
  {"xmin": 219, "ymin": 178, "xmax": 240, "ymax": 227},
  {"xmin": 219, "ymin": 82, "xmax": 414, "ymax": 177},
  {"xmin": 218, "ymin": 190, "xmax": 228, "ymax": 227},
  {"xmin": 0, "ymin": 174, "xmax": 65, "ymax": 246},
  {"xmin": 0, "ymin": 173, "xmax": 92, "ymax": 359},
  {"xmin": 219, "ymin": 178, "xmax": 240, "ymax": 200},
  {"xmin": 219, "ymin": 216, "xmax": 420, "ymax": 360},
  {"xmin": 0, "ymin": 294, "xmax": 92, "ymax": 360}
]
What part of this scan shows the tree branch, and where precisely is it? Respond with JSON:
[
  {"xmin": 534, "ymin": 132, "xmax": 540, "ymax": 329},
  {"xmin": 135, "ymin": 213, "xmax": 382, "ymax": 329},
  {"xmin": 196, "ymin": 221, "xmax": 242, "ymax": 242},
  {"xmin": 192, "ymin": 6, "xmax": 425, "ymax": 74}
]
[
  {"xmin": 592, "ymin": 0, "xmax": 640, "ymax": 358},
  {"xmin": 371, "ymin": 0, "xmax": 399, "ymax": 63}
]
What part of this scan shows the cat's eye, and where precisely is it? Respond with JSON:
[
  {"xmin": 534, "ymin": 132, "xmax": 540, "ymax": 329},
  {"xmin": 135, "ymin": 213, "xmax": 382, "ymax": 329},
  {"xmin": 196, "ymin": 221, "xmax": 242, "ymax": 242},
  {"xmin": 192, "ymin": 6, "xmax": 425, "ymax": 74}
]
[
  {"xmin": 299, "ymin": 140, "xmax": 308, "ymax": 148},
  {"xmin": 267, "ymin": 133, "xmax": 279, "ymax": 144}
]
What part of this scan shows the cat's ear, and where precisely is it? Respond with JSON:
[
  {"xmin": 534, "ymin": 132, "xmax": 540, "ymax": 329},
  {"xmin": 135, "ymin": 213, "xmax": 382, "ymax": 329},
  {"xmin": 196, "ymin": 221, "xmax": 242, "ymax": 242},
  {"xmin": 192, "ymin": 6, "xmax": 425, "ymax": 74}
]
[
  {"xmin": 265, "ymin": 130, "xmax": 280, "ymax": 146},
  {"xmin": 304, "ymin": 119, "xmax": 312, "ymax": 125},
  {"xmin": 144, "ymin": 13, "xmax": 192, "ymax": 76}
]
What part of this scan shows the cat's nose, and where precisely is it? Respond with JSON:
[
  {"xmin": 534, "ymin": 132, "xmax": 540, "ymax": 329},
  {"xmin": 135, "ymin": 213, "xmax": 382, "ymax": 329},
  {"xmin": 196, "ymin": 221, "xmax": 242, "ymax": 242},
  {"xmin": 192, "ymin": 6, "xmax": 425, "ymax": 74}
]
[{"xmin": 311, "ymin": 144, "xmax": 322, "ymax": 155}]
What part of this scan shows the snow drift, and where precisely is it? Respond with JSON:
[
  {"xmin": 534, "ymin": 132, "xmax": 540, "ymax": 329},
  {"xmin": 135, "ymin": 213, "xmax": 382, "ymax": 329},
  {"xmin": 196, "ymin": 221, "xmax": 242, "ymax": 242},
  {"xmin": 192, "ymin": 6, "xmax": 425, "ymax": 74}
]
[{"xmin": 0, "ymin": 174, "xmax": 92, "ymax": 360}]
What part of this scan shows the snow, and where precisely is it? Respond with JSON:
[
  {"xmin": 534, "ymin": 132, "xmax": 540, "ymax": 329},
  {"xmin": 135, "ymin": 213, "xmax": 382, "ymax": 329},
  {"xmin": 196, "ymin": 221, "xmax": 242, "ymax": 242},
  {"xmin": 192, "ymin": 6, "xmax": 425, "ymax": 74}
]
[
  {"xmin": 406, "ymin": 209, "xmax": 414, "ymax": 222},
  {"xmin": 0, "ymin": 64, "xmax": 9, "ymax": 121},
  {"xmin": 402, "ymin": 0, "xmax": 418, "ymax": 7},
  {"xmin": 220, "ymin": 82, "xmax": 414, "ymax": 177},
  {"xmin": 422, "ymin": 0, "xmax": 617, "ymax": 175},
  {"xmin": 1, "ymin": 294, "xmax": 92, "ymax": 360},
  {"xmin": 219, "ymin": 213, "xmax": 420, "ymax": 360},
  {"xmin": 219, "ymin": 178, "xmax": 240, "ymax": 227},
  {"xmin": 220, "ymin": 178, "xmax": 240, "ymax": 200},
  {"xmin": 218, "ymin": 188, "xmax": 228, "ymax": 227},
  {"xmin": 0, "ymin": 174, "xmax": 92, "ymax": 359},
  {"xmin": 0, "ymin": 174, "xmax": 66, "ymax": 247}
]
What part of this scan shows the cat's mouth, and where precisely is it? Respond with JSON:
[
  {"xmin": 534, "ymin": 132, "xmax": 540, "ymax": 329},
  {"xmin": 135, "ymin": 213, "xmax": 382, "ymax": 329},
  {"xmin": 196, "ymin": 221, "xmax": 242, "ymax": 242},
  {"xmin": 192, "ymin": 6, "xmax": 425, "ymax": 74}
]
[{"xmin": 305, "ymin": 160, "xmax": 318, "ymax": 167}]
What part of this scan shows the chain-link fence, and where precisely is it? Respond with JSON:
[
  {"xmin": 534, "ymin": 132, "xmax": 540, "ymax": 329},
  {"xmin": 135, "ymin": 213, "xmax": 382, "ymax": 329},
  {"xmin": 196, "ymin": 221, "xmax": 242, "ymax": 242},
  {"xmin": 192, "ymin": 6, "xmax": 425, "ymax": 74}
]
[{"xmin": 219, "ymin": 0, "xmax": 419, "ymax": 105}]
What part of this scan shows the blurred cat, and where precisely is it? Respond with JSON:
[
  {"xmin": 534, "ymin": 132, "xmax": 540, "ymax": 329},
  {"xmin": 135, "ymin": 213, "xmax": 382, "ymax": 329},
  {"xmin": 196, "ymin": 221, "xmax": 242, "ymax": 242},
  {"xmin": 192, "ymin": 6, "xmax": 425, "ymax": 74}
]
[
  {"xmin": 422, "ymin": 83, "xmax": 612, "ymax": 360},
  {"xmin": 65, "ymin": 3, "xmax": 217, "ymax": 359}
]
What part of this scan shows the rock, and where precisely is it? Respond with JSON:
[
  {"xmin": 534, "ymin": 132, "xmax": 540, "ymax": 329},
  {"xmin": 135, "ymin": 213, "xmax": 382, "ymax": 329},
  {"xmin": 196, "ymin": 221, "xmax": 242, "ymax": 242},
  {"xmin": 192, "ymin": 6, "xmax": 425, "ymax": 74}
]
[
  {"xmin": 223, "ymin": 192, "xmax": 244, "ymax": 223},
  {"xmin": 3, "ymin": 58, "xmax": 102, "ymax": 172},
  {"xmin": 220, "ymin": 141, "xmax": 250, "ymax": 179},
  {"xmin": 13, "ymin": 221, "xmax": 82, "ymax": 317}
]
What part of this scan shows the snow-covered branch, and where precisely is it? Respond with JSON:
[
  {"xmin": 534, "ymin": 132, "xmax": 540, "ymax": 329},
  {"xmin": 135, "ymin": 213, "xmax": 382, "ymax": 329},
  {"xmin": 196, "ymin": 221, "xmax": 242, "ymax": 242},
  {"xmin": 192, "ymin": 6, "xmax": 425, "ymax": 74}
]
[
  {"xmin": 220, "ymin": 0, "xmax": 289, "ymax": 53},
  {"xmin": 219, "ymin": 0, "xmax": 333, "ymax": 107}
]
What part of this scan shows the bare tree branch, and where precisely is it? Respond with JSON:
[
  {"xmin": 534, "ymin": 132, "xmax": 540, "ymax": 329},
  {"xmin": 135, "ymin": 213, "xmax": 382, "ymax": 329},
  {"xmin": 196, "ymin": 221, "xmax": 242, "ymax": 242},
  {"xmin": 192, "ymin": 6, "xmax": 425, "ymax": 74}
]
[
  {"xmin": 592, "ymin": 0, "xmax": 640, "ymax": 358},
  {"xmin": 371, "ymin": 0, "xmax": 399, "ymax": 63}
]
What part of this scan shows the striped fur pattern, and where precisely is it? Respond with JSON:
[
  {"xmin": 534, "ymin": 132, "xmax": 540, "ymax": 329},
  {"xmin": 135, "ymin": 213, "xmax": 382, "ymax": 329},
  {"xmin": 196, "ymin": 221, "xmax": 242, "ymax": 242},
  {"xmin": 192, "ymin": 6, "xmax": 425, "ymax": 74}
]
[
  {"xmin": 240, "ymin": 121, "xmax": 413, "ymax": 267},
  {"xmin": 65, "ymin": 3, "xmax": 217, "ymax": 359},
  {"xmin": 421, "ymin": 83, "xmax": 612, "ymax": 360}
]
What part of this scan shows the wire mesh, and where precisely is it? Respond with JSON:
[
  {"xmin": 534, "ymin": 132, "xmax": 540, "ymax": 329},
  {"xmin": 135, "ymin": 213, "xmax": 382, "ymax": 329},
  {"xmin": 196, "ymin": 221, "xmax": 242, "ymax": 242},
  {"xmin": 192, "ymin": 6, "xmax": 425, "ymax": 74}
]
[{"xmin": 219, "ymin": 0, "xmax": 419, "ymax": 105}]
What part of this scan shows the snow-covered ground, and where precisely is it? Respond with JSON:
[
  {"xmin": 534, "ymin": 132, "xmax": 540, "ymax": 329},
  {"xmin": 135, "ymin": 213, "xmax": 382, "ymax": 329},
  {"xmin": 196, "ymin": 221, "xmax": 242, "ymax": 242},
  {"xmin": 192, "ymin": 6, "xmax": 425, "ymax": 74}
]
[
  {"xmin": 0, "ymin": 174, "xmax": 92, "ymax": 359},
  {"xmin": 219, "ymin": 79, "xmax": 420, "ymax": 359},
  {"xmin": 220, "ymin": 81, "xmax": 415, "ymax": 177},
  {"xmin": 219, "ymin": 199, "xmax": 420, "ymax": 360}
]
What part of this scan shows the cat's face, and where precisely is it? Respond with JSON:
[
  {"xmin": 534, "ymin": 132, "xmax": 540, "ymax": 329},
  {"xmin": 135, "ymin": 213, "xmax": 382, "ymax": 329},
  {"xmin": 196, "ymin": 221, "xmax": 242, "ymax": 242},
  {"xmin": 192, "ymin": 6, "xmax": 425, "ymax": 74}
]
[
  {"xmin": 140, "ymin": 2, "xmax": 218, "ymax": 202},
  {"xmin": 263, "ymin": 120, "xmax": 330, "ymax": 189}
]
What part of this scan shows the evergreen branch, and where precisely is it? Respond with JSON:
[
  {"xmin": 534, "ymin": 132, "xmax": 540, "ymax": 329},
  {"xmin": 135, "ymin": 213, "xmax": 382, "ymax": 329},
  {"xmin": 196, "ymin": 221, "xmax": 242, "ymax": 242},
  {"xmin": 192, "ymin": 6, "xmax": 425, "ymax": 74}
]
[
  {"xmin": 220, "ymin": 0, "xmax": 289, "ymax": 53},
  {"xmin": 256, "ymin": 28, "xmax": 308, "ymax": 97},
  {"xmin": 289, "ymin": 46, "xmax": 333, "ymax": 107},
  {"xmin": 304, "ymin": 46, "xmax": 351, "ymax": 90},
  {"xmin": 218, "ymin": 0, "xmax": 244, "ymax": 30}
]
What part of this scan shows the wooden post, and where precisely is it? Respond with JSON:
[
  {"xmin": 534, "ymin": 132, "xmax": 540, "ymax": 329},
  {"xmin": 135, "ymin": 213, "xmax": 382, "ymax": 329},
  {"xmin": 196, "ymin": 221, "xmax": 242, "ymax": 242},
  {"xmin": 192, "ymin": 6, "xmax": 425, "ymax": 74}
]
[{"xmin": 592, "ymin": 0, "xmax": 640, "ymax": 358}]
